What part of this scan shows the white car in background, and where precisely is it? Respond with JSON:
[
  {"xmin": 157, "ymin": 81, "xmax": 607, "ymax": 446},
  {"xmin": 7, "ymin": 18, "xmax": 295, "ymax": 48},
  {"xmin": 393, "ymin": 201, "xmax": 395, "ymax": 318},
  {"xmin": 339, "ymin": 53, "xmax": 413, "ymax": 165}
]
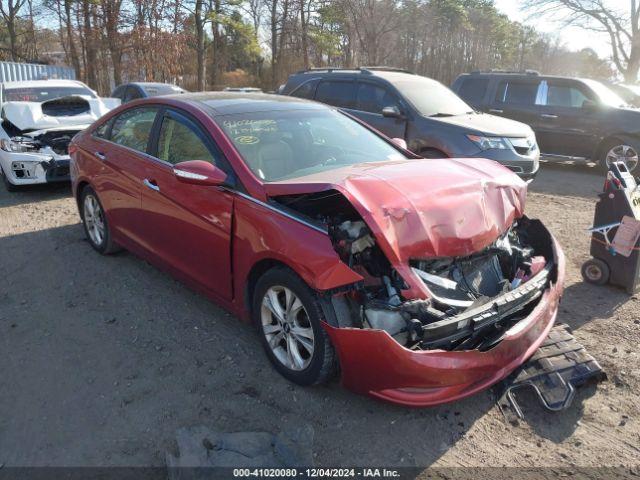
[{"xmin": 0, "ymin": 79, "xmax": 118, "ymax": 191}]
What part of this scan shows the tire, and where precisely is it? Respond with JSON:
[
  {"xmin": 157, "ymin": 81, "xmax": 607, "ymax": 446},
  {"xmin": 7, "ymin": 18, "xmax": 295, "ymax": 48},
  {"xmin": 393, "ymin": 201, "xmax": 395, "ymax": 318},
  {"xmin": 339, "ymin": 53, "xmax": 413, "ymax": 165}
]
[
  {"xmin": 419, "ymin": 148, "xmax": 448, "ymax": 159},
  {"xmin": 1, "ymin": 167, "xmax": 19, "ymax": 192},
  {"xmin": 80, "ymin": 186, "xmax": 119, "ymax": 254},
  {"xmin": 252, "ymin": 267, "xmax": 336, "ymax": 386},
  {"xmin": 599, "ymin": 139, "xmax": 639, "ymax": 173},
  {"xmin": 581, "ymin": 258, "xmax": 610, "ymax": 286}
]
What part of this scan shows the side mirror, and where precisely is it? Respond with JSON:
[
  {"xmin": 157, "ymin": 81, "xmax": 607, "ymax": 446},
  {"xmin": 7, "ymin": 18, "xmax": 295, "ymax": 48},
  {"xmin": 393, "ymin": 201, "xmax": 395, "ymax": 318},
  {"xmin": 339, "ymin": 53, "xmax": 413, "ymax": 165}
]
[
  {"xmin": 382, "ymin": 105, "xmax": 403, "ymax": 118},
  {"xmin": 391, "ymin": 137, "xmax": 407, "ymax": 150},
  {"xmin": 173, "ymin": 160, "xmax": 227, "ymax": 186},
  {"xmin": 582, "ymin": 99, "xmax": 598, "ymax": 111}
]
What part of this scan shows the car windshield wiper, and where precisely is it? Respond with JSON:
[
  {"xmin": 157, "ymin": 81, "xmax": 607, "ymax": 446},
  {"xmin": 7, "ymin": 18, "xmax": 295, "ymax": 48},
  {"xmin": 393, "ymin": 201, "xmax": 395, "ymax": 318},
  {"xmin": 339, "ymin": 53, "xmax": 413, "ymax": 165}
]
[{"xmin": 429, "ymin": 112, "xmax": 456, "ymax": 117}]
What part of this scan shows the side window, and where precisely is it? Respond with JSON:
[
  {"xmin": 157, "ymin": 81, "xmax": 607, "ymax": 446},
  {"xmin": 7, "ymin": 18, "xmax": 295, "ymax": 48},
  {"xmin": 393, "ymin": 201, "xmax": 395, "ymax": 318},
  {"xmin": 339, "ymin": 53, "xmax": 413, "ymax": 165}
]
[
  {"xmin": 156, "ymin": 112, "xmax": 216, "ymax": 165},
  {"xmin": 110, "ymin": 107, "xmax": 158, "ymax": 153},
  {"xmin": 93, "ymin": 117, "xmax": 113, "ymax": 139},
  {"xmin": 315, "ymin": 81, "xmax": 356, "ymax": 108},
  {"xmin": 495, "ymin": 80, "xmax": 539, "ymax": 106},
  {"xmin": 356, "ymin": 83, "xmax": 398, "ymax": 113},
  {"xmin": 124, "ymin": 86, "xmax": 143, "ymax": 103},
  {"xmin": 459, "ymin": 78, "xmax": 489, "ymax": 104},
  {"xmin": 290, "ymin": 79, "xmax": 318, "ymax": 99},
  {"xmin": 545, "ymin": 82, "xmax": 591, "ymax": 108}
]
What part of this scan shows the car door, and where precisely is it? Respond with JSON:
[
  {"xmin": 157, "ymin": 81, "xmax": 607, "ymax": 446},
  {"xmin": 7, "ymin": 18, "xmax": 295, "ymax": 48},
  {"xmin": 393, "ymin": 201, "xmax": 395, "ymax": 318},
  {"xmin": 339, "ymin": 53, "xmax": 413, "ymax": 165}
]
[
  {"xmin": 535, "ymin": 79, "xmax": 601, "ymax": 158},
  {"xmin": 88, "ymin": 106, "xmax": 159, "ymax": 246},
  {"xmin": 488, "ymin": 77, "xmax": 542, "ymax": 128},
  {"xmin": 139, "ymin": 108, "xmax": 234, "ymax": 299},
  {"xmin": 343, "ymin": 81, "xmax": 406, "ymax": 139}
]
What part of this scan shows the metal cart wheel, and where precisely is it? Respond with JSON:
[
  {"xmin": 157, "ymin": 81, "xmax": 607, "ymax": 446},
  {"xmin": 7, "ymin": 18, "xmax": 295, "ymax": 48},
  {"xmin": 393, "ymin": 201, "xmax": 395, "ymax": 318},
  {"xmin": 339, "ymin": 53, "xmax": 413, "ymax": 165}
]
[{"xmin": 581, "ymin": 258, "xmax": 611, "ymax": 286}]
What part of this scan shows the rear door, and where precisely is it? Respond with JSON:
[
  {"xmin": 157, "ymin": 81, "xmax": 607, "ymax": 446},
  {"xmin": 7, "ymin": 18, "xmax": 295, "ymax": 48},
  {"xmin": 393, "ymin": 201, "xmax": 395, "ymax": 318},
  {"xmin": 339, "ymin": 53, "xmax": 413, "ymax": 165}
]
[
  {"xmin": 139, "ymin": 108, "xmax": 234, "ymax": 299},
  {"xmin": 535, "ymin": 79, "xmax": 601, "ymax": 158},
  {"xmin": 89, "ymin": 106, "xmax": 159, "ymax": 246},
  {"xmin": 488, "ymin": 77, "xmax": 542, "ymax": 128},
  {"xmin": 344, "ymin": 81, "xmax": 406, "ymax": 139}
]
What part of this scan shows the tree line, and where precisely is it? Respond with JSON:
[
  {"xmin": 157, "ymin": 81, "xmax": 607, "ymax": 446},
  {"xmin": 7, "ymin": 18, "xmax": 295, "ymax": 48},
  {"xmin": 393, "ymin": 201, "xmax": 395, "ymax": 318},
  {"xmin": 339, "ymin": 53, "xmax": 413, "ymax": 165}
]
[{"xmin": 0, "ymin": 0, "xmax": 617, "ymax": 95}]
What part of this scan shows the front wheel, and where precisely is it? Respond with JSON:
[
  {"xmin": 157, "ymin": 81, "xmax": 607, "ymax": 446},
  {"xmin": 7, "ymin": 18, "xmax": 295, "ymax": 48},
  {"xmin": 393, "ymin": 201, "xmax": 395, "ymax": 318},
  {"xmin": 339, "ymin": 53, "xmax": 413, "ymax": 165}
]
[
  {"xmin": 601, "ymin": 141, "xmax": 639, "ymax": 173},
  {"xmin": 252, "ymin": 267, "xmax": 336, "ymax": 386}
]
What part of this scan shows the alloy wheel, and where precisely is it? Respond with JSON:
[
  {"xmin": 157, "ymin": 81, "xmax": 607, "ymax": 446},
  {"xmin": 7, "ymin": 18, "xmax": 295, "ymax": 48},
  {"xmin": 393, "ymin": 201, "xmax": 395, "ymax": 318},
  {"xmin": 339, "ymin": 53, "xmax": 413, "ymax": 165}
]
[
  {"xmin": 83, "ymin": 194, "xmax": 106, "ymax": 246},
  {"xmin": 605, "ymin": 144, "xmax": 639, "ymax": 171},
  {"xmin": 260, "ymin": 285, "xmax": 315, "ymax": 371}
]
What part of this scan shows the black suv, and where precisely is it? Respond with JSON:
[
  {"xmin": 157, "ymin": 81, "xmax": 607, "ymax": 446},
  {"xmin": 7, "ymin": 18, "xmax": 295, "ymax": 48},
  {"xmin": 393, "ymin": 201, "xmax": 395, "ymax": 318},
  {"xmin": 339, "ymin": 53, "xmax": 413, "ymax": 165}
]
[
  {"xmin": 452, "ymin": 71, "xmax": 640, "ymax": 172},
  {"xmin": 280, "ymin": 67, "xmax": 540, "ymax": 180}
]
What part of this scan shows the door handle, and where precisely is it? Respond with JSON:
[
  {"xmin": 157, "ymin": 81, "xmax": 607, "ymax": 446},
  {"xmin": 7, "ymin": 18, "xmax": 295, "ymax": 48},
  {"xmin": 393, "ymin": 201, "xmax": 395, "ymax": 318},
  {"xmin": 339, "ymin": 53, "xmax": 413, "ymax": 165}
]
[
  {"xmin": 95, "ymin": 151, "xmax": 106, "ymax": 161},
  {"xmin": 143, "ymin": 178, "xmax": 160, "ymax": 192},
  {"xmin": 541, "ymin": 114, "xmax": 558, "ymax": 119},
  {"xmin": 489, "ymin": 109, "xmax": 504, "ymax": 114}
]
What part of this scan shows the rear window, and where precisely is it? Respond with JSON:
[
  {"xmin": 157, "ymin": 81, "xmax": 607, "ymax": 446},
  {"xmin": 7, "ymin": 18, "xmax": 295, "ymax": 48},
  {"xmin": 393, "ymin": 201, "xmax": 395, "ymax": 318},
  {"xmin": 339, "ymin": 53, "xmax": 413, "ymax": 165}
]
[
  {"xmin": 315, "ymin": 81, "xmax": 356, "ymax": 108},
  {"xmin": 495, "ymin": 80, "xmax": 539, "ymax": 106},
  {"xmin": 458, "ymin": 78, "xmax": 489, "ymax": 103}
]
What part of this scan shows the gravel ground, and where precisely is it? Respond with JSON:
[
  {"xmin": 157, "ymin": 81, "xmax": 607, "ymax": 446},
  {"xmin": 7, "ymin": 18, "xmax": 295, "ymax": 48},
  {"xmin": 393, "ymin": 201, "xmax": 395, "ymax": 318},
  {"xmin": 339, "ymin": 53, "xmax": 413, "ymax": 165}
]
[{"xmin": 0, "ymin": 163, "xmax": 639, "ymax": 471}]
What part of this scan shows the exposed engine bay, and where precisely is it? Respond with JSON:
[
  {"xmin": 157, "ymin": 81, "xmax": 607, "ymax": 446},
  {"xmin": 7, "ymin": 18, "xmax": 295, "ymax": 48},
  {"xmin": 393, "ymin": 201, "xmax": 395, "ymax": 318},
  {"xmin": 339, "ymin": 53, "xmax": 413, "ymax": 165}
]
[
  {"xmin": 1, "ymin": 122, "xmax": 79, "ymax": 156},
  {"xmin": 273, "ymin": 189, "xmax": 556, "ymax": 352}
]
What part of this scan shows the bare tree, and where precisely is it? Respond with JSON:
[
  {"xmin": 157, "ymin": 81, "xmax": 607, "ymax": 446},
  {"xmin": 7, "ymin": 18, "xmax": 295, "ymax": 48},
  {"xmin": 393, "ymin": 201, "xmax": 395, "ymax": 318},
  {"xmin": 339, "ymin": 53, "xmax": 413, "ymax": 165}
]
[
  {"xmin": 0, "ymin": 0, "xmax": 28, "ymax": 60},
  {"xmin": 522, "ymin": 0, "xmax": 640, "ymax": 81}
]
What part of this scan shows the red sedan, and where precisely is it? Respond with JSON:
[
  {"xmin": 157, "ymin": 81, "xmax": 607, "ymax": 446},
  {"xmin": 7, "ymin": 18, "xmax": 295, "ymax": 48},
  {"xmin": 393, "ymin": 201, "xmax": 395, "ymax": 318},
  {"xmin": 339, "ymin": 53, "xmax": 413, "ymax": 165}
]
[{"xmin": 69, "ymin": 93, "xmax": 565, "ymax": 406}]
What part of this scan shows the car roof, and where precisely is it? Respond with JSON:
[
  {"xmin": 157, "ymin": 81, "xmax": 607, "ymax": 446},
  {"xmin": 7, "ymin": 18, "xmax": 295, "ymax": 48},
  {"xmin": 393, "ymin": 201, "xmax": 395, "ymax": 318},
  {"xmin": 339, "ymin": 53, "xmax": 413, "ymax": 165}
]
[
  {"xmin": 129, "ymin": 82, "xmax": 182, "ymax": 88},
  {"xmin": 2, "ymin": 79, "xmax": 91, "ymax": 89},
  {"xmin": 290, "ymin": 68, "xmax": 415, "ymax": 82},
  {"xmin": 173, "ymin": 91, "xmax": 326, "ymax": 115},
  {"xmin": 460, "ymin": 72, "xmax": 591, "ymax": 83}
]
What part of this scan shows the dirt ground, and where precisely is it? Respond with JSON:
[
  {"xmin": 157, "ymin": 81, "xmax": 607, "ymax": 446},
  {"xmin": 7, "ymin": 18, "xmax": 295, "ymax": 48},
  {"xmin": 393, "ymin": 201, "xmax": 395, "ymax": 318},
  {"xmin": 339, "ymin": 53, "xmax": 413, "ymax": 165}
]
[{"xmin": 1, "ymin": 162, "xmax": 639, "ymax": 472}]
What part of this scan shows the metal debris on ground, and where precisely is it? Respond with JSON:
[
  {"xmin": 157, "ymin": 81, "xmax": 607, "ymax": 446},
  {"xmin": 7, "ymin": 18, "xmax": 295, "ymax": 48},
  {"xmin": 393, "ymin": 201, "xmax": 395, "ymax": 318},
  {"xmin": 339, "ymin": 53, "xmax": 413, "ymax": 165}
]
[{"xmin": 496, "ymin": 324, "xmax": 606, "ymax": 422}]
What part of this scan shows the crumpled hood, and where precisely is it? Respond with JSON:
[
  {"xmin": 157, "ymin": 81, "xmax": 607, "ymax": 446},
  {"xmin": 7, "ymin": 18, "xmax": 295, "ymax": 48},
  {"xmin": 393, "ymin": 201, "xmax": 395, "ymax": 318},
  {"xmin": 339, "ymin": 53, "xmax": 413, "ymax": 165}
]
[
  {"xmin": 1, "ymin": 96, "xmax": 111, "ymax": 131},
  {"xmin": 264, "ymin": 158, "xmax": 527, "ymax": 263},
  {"xmin": 433, "ymin": 113, "xmax": 533, "ymax": 137}
]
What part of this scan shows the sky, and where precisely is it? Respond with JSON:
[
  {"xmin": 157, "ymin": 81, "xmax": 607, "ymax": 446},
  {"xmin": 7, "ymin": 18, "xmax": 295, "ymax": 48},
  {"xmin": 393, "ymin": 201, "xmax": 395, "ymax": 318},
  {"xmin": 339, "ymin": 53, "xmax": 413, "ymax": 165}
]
[{"xmin": 493, "ymin": 0, "xmax": 627, "ymax": 59}]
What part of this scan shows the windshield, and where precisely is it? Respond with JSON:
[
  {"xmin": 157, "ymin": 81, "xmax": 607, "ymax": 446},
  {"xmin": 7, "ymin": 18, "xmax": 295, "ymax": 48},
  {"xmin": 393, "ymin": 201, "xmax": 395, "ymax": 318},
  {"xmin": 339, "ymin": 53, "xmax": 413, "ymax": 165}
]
[
  {"xmin": 394, "ymin": 77, "xmax": 474, "ymax": 117},
  {"xmin": 3, "ymin": 86, "xmax": 96, "ymax": 102},
  {"xmin": 582, "ymin": 79, "xmax": 627, "ymax": 107},
  {"xmin": 219, "ymin": 109, "xmax": 408, "ymax": 181}
]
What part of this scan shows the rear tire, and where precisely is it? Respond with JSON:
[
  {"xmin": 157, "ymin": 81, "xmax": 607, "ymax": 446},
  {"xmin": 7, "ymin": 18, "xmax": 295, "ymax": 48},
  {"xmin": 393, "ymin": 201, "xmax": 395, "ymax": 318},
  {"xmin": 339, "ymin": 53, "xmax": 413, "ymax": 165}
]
[
  {"xmin": 581, "ymin": 258, "xmax": 610, "ymax": 286},
  {"xmin": 80, "ymin": 186, "xmax": 120, "ymax": 254},
  {"xmin": 252, "ymin": 267, "xmax": 336, "ymax": 386},
  {"xmin": 1, "ymin": 167, "xmax": 19, "ymax": 192}
]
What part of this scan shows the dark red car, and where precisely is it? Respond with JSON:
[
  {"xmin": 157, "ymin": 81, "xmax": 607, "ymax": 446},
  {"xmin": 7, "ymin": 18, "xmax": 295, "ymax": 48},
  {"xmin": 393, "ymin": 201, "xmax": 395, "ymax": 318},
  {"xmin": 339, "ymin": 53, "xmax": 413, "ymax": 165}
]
[{"xmin": 70, "ymin": 93, "xmax": 565, "ymax": 407}]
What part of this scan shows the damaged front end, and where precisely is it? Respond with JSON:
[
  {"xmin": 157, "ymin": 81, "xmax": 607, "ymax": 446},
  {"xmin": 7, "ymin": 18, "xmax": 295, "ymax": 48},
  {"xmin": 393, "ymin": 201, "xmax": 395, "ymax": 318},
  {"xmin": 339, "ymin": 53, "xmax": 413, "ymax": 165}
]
[
  {"xmin": 269, "ymin": 175, "xmax": 566, "ymax": 406},
  {"xmin": 0, "ymin": 95, "xmax": 108, "ymax": 185},
  {"xmin": 0, "ymin": 127, "xmax": 78, "ymax": 183}
]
